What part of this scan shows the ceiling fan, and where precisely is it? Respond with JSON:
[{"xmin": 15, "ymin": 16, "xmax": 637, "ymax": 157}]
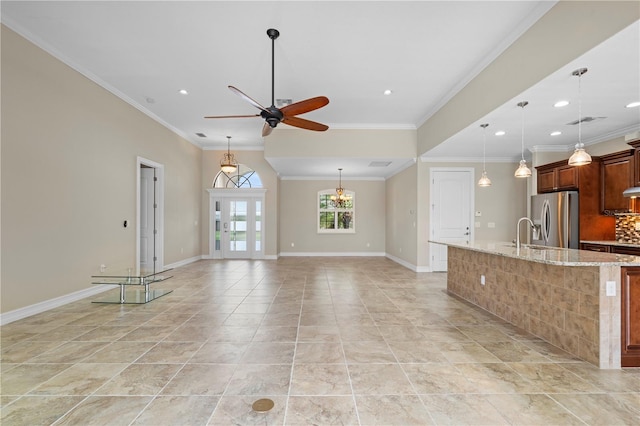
[{"xmin": 205, "ymin": 28, "xmax": 330, "ymax": 137}]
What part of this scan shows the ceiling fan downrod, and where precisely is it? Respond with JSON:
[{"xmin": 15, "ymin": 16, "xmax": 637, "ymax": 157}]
[{"xmin": 267, "ymin": 28, "xmax": 280, "ymax": 108}]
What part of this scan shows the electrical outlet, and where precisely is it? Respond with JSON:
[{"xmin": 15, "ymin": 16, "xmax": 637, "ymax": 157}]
[
  {"xmin": 100, "ymin": 264, "xmax": 106, "ymax": 273},
  {"xmin": 635, "ymin": 222, "xmax": 640, "ymax": 231},
  {"xmin": 480, "ymin": 275, "xmax": 485, "ymax": 285},
  {"xmin": 606, "ymin": 281, "xmax": 616, "ymax": 297}
]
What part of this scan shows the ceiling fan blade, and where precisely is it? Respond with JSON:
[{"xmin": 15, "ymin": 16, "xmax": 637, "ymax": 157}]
[
  {"xmin": 282, "ymin": 116, "xmax": 329, "ymax": 132},
  {"xmin": 262, "ymin": 123, "xmax": 274, "ymax": 137},
  {"xmin": 228, "ymin": 85, "xmax": 269, "ymax": 113},
  {"xmin": 204, "ymin": 114, "xmax": 260, "ymax": 119},
  {"xmin": 280, "ymin": 96, "xmax": 329, "ymax": 117}
]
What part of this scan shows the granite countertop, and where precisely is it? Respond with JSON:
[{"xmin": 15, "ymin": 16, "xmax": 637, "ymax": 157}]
[
  {"xmin": 430, "ymin": 240, "xmax": 640, "ymax": 266},
  {"xmin": 581, "ymin": 240, "xmax": 640, "ymax": 248}
]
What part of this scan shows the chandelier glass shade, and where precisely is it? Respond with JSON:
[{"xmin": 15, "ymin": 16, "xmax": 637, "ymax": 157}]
[
  {"xmin": 330, "ymin": 168, "xmax": 351, "ymax": 208},
  {"xmin": 478, "ymin": 123, "xmax": 491, "ymax": 187},
  {"xmin": 568, "ymin": 68, "xmax": 592, "ymax": 167},
  {"xmin": 220, "ymin": 136, "xmax": 238, "ymax": 173},
  {"xmin": 514, "ymin": 101, "xmax": 532, "ymax": 178}
]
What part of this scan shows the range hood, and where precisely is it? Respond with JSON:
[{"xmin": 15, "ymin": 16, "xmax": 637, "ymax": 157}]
[{"xmin": 623, "ymin": 187, "xmax": 640, "ymax": 198}]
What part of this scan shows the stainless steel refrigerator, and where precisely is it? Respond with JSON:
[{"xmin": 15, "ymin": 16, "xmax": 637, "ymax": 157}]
[{"xmin": 530, "ymin": 191, "xmax": 580, "ymax": 248}]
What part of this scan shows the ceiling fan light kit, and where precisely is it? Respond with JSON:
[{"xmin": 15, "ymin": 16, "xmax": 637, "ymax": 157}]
[{"xmin": 206, "ymin": 29, "xmax": 329, "ymax": 137}]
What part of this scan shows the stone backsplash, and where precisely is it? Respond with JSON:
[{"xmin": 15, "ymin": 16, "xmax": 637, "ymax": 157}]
[{"xmin": 616, "ymin": 215, "xmax": 640, "ymax": 244}]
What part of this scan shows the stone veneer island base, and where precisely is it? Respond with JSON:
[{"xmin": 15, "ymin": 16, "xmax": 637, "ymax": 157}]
[{"xmin": 435, "ymin": 241, "xmax": 640, "ymax": 369}]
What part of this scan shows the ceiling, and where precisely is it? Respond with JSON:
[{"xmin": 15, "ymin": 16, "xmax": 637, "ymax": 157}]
[{"xmin": 2, "ymin": 1, "xmax": 639, "ymax": 179}]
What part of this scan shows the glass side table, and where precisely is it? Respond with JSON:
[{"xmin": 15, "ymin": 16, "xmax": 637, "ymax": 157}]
[{"xmin": 91, "ymin": 269, "xmax": 173, "ymax": 304}]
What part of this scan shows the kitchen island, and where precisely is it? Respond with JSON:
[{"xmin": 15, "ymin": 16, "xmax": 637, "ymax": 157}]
[{"xmin": 431, "ymin": 240, "xmax": 640, "ymax": 369}]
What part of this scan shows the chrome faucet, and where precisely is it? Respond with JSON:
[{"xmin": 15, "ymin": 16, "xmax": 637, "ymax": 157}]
[{"xmin": 516, "ymin": 217, "xmax": 535, "ymax": 249}]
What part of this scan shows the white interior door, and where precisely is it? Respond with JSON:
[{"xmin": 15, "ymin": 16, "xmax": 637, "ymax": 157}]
[
  {"xmin": 430, "ymin": 168, "xmax": 474, "ymax": 272},
  {"xmin": 139, "ymin": 167, "xmax": 156, "ymax": 273},
  {"xmin": 137, "ymin": 157, "xmax": 164, "ymax": 275}
]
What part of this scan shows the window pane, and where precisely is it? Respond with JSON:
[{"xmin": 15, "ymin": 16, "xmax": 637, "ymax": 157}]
[
  {"xmin": 319, "ymin": 211, "xmax": 335, "ymax": 229},
  {"xmin": 319, "ymin": 194, "xmax": 331, "ymax": 209},
  {"xmin": 337, "ymin": 212, "xmax": 353, "ymax": 229},
  {"xmin": 255, "ymin": 201, "xmax": 262, "ymax": 251}
]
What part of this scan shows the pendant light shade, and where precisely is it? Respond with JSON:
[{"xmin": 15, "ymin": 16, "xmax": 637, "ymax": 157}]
[
  {"xmin": 567, "ymin": 68, "xmax": 592, "ymax": 166},
  {"xmin": 514, "ymin": 101, "xmax": 532, "ymax": 178},
  {"xmin": 478, "ymin": 123, "xmax": 491, "ymax": 187},
  {"xmin": 220, "ymin": 136, "xmax": 238, "ymax": 173}
]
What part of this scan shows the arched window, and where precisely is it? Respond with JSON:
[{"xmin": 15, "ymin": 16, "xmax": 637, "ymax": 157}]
[
  {"xmin": 212, "ymin": 164, "xmax": 263, "ymax": 189},
  {"xmin": 318, "ymin": 189, "xmax": 355, "ymax": 233}
]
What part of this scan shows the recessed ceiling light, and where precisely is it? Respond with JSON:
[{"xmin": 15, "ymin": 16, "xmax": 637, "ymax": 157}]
[
  {"xmin": 550, "ymin": 131, "xmax": 562, "ymax": 136},
  {"xmin": 179, "ymin": 89, "xmax": 189, "ymax": 95},
  {"xmin": 495, "ymin": 130, "xmax": 506, "ymax": 136},
  {"xmin": 383, "ymin": 89, "xmax": 392, "ymax": 95},
  {"xmin": 626, "ymin": 101, "xmax": 640, "ymax": 108},
  {"xmin": 554, "ymin": 100, "xmax": 569, "ymax": 108}
]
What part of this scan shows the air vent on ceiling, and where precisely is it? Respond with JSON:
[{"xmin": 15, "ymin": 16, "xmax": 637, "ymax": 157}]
[
  {"xmin": 566, "ymin": 116, "xmax": 606, "ymax": 125},
  {"xmin": 276, "ymin": 98, "xmax": 292, "ymax": 107},
  {"xmin": 195, "ymin": 132, "xmax": 207, "ymax": 138},
  {"xmin": 369, "ymin": 161, "xmax": 392, "ymax": 167}
]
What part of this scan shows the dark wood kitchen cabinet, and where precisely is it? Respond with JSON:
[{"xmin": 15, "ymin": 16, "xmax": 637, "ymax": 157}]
[
  {"xmin": 580, "ymin": 242, "xmax": 611, "ymax": 253},
  {"xmin": 629, "ymin": 139, "xmax": 640, "ymax": 187},
  {"xmin": 601, "ymin": 150, "xmax": 634, "ymax": 214},
  {"xmin": 621, "ymin": 267, "xmax": 640, "ymax": 367},
  {"xmin": 536, "ymin": 161, "xmax": 578, "ymax": 193},
  {"xmin": 536, "ymin": 157, "xmax": 615, "ymax": 241}
]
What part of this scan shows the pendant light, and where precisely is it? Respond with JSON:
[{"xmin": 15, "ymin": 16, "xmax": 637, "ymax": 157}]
[
  {"xmin": 478, "ymin": 123, "xmax": 491, "ymax": 187},
  {"xmin": 220, "ymin": 136, "xmax": 238, "ymax": 174},
  {"xmin": 330, "ymin": 168, "xmax": 351, "ymax": 208},
  {"xmin": 568, "ymin": 68, "xmax": 592, "ymax": 166},
  {"xmin": 514, "ymin": 101, "xmax": 532, "ymax": 178}
]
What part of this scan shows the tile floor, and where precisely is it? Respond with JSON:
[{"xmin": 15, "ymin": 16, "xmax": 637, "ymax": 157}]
[{"xmin": 1, "ymin": 257, "xmax": 639, "ymax": 425}]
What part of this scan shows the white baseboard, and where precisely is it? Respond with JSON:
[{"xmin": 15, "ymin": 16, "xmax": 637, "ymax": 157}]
[
  {"xmin": 164, "ymin": 255, "xmax": 203, "ymax": 270},
  {"xmin": 0, "ymin": 284, "xmax": 113, "ymax": 326},
  {"xmin": 278, "ymin": 251, "xmax": 386, "ymax": 257},
  {"xmin": 385, "ymin": 253, "xmax": 432, "ymax": 272}
]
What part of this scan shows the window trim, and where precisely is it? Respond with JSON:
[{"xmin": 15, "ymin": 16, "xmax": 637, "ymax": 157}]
[{"xmin": 317, "ymin": 189, "xmax": 355, "ymax": 234}]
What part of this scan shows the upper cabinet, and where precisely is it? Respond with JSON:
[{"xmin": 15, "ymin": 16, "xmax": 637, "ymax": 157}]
[
  {"xmin": 536, "ymin": 161, "xmax": 579, "ymax": 193},
  {"xmin": 600, "ymin": 149, "xmax": 634, "ymax": 214},
  {"xmin": 630, "ymin": 140, "xmax": 640, "ymax": 187}
]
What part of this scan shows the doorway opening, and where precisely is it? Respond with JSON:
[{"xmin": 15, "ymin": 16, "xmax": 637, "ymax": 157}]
[{"xmin": 136, "ymin": 157, "xmax": 164, "ymax": 274}]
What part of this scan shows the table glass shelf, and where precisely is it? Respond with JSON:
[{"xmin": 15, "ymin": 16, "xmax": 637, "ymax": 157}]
[{"xmin": 91, "ymin": 269, "xmax": 173, "ymax": 304}]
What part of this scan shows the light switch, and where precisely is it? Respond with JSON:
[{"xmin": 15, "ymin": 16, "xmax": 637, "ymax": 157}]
[{"xmin": 606, "ymin": 281, "xmax": 616, "ymax": 297}]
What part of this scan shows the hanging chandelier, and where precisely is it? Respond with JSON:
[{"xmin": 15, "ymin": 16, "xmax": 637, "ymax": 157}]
[
  {"xmin": 220, "ymin": 136, "xmax": 238, "ymax": 174},
  {"xmin": 514, "ymin": 101, "xmax": 532, "ymax": 178},
  {"xmin": 478, "ymin": 123, "xmax": 491, "ymax": 187},
  {"xmin": 568, "ymin": 68, "xmax": 592, "ymax": 166},
  {"xmin": 330, "ymin": 168, "xmax": 351, "ymax": 208}
]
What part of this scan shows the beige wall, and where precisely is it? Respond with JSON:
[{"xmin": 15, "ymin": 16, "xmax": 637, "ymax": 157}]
[
  {"xmin": 278, "ymin": 178, "xmax": 385, "ymax": 254},
  {"xmin": 1, "ymin": 26, "xmax": 202, "ymax": 313},
  {"xmin": 200, "ymin": 150, "xmax": 279, "ymax": 257},
  {"xmin": 385, "ymin": 163, "xmax": 418, "ymax": 265}
]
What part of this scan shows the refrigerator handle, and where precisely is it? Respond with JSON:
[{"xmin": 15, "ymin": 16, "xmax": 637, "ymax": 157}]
[
  {"xmin": 541, "ymin": 199, "xmax": 551, "ymax": 244},
  {"xmin": 557, "ymin": 193, "xmax": 565, "ymax": 248}
]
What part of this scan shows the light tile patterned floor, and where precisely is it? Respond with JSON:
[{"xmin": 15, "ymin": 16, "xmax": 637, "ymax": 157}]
[{"xmin": 1, "ymin": 257, "xmax": 639, "ymax": 425}]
